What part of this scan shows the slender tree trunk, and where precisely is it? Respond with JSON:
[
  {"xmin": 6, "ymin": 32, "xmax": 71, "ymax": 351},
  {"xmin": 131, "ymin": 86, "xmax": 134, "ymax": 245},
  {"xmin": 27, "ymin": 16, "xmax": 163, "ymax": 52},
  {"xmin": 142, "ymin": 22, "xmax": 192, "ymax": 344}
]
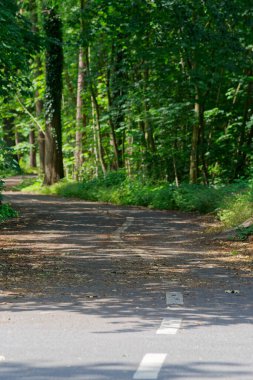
[
  {"xmin": 36, "ymin": 97, "xmax": 45, "ymax": 173},
  {"xmin": 74, "ymin": 46, "xmax": 86, "ymax": 180},
  {"xmin": 15, "ymin": 131, "xmax": 22, "ymax": 162},
  {"xmin": 172, "ymin": 154, "xmax": 179, "ymax": 187},
  {"xmin": 91, "ymin": 94, "xmax": 106, "ymax": 175},
  {"xmin": 29, "ymin": 0, "xmax": 38, "ymax": 170},
  {"xmin": 30, "ymin": 0, "xmax": 45, "ymax": 173},
  {"xmin": 106, "ymin": 66, "xmax": 120, "ymax": 169},
  {"xmin": 109, "ymin": 42, "xmax": 126, "ymax": 168},
  {"xmin": 198, "ymin": 104, "xmax": 209, "ymax": 185},
  {"xmin": 189, "ymin": 91, "xmax": 200, "ymax": 184},
  {"xmin": 74, "ymin": 0, "xmax": 88, "ymax": 180},
  {"xmin": 2, "ymin": 115, "xmax": 19, "ymax": 165},
  {"xmin": 143, "ymin": 69, "xmax": 156, "ymax": 153},
  {"xmin": 64, "ymin": 70, "xmax": 76, "ymax": 105},
  {"xmin": 234, "ymin": 73, "xmax": 253, "ymax": 178},
  {"xmin": 86, "ymin": 48, "xmax": 106, "ymax": 175},
  {"xmin": 91, "ymin": 96, "xmax": 99, "ymax": 177},
  {"xmin": 43, "ymin": 8, "xmax": 64, "ymax": 185},
  {"xmin": 29, "ymin": 129, "xmax": 37, "ymax": 168},
  {"xmin": 190, "ymin": 91, "xmax": 208, "ymax": 185}
]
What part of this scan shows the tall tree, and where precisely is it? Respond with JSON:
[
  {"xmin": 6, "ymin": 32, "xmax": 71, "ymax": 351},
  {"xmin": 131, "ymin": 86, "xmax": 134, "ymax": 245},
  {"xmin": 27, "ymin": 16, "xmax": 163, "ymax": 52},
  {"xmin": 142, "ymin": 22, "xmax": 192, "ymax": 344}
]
[
  {"xmin": 74, "ymin": 0, "xmax": 88, "ymax": 180},
  {"xmin": 43, "ymin": 7, "xmax": 64, "ymax": 185}
]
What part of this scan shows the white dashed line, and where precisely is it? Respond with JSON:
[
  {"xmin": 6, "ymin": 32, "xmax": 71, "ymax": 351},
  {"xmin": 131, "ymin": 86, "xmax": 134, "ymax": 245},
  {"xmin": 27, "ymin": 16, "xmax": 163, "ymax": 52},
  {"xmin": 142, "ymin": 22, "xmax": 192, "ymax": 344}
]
[
  {"xmin": 133, "ymin": 353, "xmax": 167, "ymax": 379},
  {"xmin": 113, "ymin": 217, "xmax": 134, "ymax": 242},
  {"xmin": 166, "ymin": 291, "xmax": 183, "ymax": 305},
  {"xmin": 156, "ymin": 318, "xmax": 182, "ymax": 335}
]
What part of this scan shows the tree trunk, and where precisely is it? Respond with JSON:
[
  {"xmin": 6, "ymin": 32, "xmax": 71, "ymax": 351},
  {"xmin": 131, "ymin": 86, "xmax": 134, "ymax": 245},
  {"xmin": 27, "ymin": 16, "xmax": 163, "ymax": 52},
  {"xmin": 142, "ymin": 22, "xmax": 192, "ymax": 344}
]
[
  {"xmin": 35, "ymin": 95, "xmax": 45, "ymax": 173},
  {"xmin": 30, "ymin": 0, "xmax": 45, "ymax": 173},
  {"xmin": 15, "ymin": 131, "xmax": 22, "ymax": 163},
  {"xmin": 74, "ymin": 46, "xmax": 86, "ymax": 180},
  {"xmin": 143, "ymin": 69, "xmax": 156, "ymax": 154},
  {"xmin": 198, "ymin": 104, "xmax": 209, "ymax": 184},
  {"xmin": 189, "ymin": 91, "xmax": 200, "ymax": 184},
  {"xmin": 91, "ymin": 94, "xmax": 107, "ymax": 176},
  {"xmin": 29, "ymin": 129, "xmax": 37, "ymax": 168},
  {"xmin": 74, "ymin": 0, "xmax": 88, "ymax": 180},
  {"xmin": 43, "ymin": 8, "xmax": 64, "ymax": 185},
  {"xmin": 109, "ymin": 42, "xmax": 126, "ymax": 168},
  {"xmin": 2, "ymin": 115, "xmax": 19, "ymax": 165},
  {"xmin": 234, "ymin": 74, "xmax": 253, "ymax": 178},
  {"xmin": 86, "ymin": 48, "xmax": 106, "ymax": 175},
  {"xmin": 91, "ymin": 96, "xmax": 99, "ymax": 178},
  {"xmin": 106, "ymin": 65, "xmax": 120, "ymax": 169}
]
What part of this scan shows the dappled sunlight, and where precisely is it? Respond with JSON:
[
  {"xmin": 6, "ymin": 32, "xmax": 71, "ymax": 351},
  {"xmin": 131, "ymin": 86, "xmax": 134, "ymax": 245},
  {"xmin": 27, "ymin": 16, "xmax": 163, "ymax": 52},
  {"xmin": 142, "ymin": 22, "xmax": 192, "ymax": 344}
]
[
  {"xmin": 0, "ymin": 192, "xmax": 252, "ymax": 335},
  {"xmin": 1, "ymin": 280, "xmax": 252, "ymax": 335}
]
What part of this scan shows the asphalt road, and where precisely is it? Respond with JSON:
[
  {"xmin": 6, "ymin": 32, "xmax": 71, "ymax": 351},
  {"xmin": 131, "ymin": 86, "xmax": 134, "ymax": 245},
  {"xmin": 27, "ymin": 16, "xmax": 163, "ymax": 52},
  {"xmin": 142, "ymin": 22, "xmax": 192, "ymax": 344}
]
[{"xmin": 0, "ymin": 185, "xmax": 252, "ymax": 379}]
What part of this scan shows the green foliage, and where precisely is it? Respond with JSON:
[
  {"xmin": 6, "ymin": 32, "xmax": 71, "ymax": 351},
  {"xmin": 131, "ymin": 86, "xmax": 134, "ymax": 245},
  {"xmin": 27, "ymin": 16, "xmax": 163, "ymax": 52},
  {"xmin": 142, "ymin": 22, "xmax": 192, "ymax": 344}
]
[
  {"xmin": 44, "ymin": 7, "xmax": 63, "ymax": 124},
  {"xmin": 11, "ymin": 176, "xmax": 38, "ymax": 191},
  {"xmin": 0, "ymin": 203, "xmax": 18, "ymax": 222},
  {"xmin": 0, "ymin": 0, "xmax": 38, "ymax": 94},
  {"xmin": 235, "ymin": 226, "xmax": 253, "ymax": 241},
  {"xmin": 1, "ymin": 0, "xmax": 253, "ymax": 188},
  {"xmin": 218, "ymin": 184, "xmax": 253, "ymax": 227},
  {"xmin": 17, "ymin": 172, "xmax": 253, "ymax": 222},
  {"xmin": 0, "ymin": 179, "xmax": 3, "ymax": 203},
  {"xmin": 0, "ymin": 139, "xmax": 19, "ymax": 174},
  {"xmin": 172, "ymin": 185, "xmax": 219, "ymax": 213},
  {"xmin": 229, "ymin": 250, "xmax": 240, "ymax": 256}
]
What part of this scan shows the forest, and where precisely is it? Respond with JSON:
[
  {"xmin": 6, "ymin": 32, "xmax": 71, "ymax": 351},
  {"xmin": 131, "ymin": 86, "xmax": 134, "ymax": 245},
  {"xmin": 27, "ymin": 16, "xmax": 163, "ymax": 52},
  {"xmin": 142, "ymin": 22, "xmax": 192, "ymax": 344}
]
[{"xmin": 0, "ymin": 0, "xmax": 253, "ymax": 226}]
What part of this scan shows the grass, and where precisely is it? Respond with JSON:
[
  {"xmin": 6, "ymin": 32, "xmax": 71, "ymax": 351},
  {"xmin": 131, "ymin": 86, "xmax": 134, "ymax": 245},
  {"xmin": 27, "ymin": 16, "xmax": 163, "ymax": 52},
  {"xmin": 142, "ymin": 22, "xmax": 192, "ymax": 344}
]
[
  {"xmin": 13, "ymin": 173, "xmax": 252, "ymax": 229},
  {"xmin": 6, "ymin": 171, "xmax": 253, "ymax": 232}
]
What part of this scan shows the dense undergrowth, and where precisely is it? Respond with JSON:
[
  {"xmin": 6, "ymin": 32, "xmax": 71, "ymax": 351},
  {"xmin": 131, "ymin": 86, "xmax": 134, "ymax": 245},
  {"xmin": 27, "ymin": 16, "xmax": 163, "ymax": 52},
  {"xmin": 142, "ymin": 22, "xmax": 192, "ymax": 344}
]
[
  {"xmin": 0, "ymin": 179, "xmax": 18, "ymax": 222},
  {"xmin": 13, "ymin": 172, "xmax": 253, "ymax": 228},
  {"xmin": 0, "ymin": 203, "xmax": 18, "ymax": 223}
]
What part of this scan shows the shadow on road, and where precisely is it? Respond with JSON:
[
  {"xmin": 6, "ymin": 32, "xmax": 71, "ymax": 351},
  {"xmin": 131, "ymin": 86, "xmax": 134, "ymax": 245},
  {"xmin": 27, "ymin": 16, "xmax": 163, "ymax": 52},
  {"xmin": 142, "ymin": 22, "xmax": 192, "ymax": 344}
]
[
  {"xmin": 1, "ymin": 360, "xmax": 252, "ymax": 379},
  {"xmin": 0, "ymin": 191, "xmax": 252, "ymax": 333}
]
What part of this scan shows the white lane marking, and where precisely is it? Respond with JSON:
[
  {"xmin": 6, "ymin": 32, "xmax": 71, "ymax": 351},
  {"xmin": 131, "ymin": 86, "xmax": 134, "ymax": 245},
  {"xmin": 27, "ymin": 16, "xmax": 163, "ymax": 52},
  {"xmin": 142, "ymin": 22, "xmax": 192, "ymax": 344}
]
[
  {"xmin": 166, "ymin": 291, "xmax": 183, "ymax": 305},
  {"xmin": 0, "ymin": 356, "xmax": 5, "ymax": 361},
  {"xmin": 133, "ymin": 353, "xmax": 167, "ymax": 379},
  {"xmin": 156, "ymin": 318, "xmax": 182, "ymax": 335},
  {"xmin": 113, "ymin": 217, "xmax": 134, "ymax": 242}
]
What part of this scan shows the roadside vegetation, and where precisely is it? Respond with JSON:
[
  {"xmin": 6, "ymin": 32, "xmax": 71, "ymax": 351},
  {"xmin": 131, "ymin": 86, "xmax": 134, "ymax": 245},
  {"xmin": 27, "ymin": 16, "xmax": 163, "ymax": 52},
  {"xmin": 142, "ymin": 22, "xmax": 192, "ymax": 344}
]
[
  {"xmin": 0, "ymin": 1, "xmax": 252, "ymax": 235},
  {"xmin": 0, "ymin": 142, "xmax": 19, "ymax": 222},
  {"xmin": 11, "ymin": 173, "xmax": 252, "ymax": 231},
  {"xmin": 0, "ymin": 179, "xmax": 18, "ymax": 223}
]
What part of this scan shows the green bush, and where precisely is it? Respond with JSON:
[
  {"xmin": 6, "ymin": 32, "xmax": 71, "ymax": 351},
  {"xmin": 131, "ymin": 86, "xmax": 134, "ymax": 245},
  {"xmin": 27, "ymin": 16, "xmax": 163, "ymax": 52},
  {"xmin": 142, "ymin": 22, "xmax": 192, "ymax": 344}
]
[
  {"xmin": 0, "ymin": 139, "xmax": 20, "ymax": 176},
  {"xmin": 0, "ymin": 203, "xmax": 18, "ymax": 222},
  {"xmin": 173, "ymin": 184, "xmax": 222, "ymax": 213},
  {"xmin": 112, "ymin": 180, "xmax": 152, "ymax": 206},
  {"xmin": 16, "ymin": 172, "xmax": 253, "ymax": 228},
  {"xmin": 235, "ymin": 225, "xmax": 253, "ymax": 240},
  {"xmin": 218, "ymin": 189, "xmax": 253, "ymax": 227},
  {"xmin": 150, "ymin": 185, "xmax": 176, "ymax": 209},
  {"xmin": 101, "ymin": 170, "xmax": 126, "ymax": 187}
]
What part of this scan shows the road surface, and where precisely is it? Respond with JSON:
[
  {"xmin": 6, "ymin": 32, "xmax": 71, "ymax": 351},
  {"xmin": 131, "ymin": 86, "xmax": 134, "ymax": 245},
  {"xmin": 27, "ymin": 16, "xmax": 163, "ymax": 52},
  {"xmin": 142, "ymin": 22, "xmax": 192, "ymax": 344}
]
[{"xmin": 0, "ymin": 181, "xmax": 252, "ymax": 379}]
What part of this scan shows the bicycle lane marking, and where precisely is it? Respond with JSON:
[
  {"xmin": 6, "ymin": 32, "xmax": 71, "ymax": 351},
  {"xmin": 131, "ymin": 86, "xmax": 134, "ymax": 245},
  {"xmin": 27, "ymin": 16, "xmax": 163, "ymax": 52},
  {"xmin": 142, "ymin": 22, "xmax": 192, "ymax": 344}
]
[{"xmin": 133, "ymin": 353, "xmax": 167, "ymax": 379}]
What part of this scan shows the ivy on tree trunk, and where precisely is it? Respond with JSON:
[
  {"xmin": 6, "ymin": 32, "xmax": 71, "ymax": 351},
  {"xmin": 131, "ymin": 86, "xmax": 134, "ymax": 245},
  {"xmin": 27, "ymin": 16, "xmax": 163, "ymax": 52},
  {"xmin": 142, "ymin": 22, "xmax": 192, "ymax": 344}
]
[{"xmin": 43, "ymin": 7, "xmax": 64, "ymax": 185}]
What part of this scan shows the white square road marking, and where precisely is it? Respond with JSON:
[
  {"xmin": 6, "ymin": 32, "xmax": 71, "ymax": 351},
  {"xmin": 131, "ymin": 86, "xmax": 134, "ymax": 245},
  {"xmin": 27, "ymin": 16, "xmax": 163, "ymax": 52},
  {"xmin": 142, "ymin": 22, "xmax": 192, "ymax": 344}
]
[
  {"xmin": 166, "ymin": 291, "xmax": 183, "ymax": 305},
  {"xmin": 133, "ymin": 353, "xmax": 167, "ymax": 379},
  {"xmin": 156, "ymin": 318, "xmax": 182, "ymax": 335}
]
